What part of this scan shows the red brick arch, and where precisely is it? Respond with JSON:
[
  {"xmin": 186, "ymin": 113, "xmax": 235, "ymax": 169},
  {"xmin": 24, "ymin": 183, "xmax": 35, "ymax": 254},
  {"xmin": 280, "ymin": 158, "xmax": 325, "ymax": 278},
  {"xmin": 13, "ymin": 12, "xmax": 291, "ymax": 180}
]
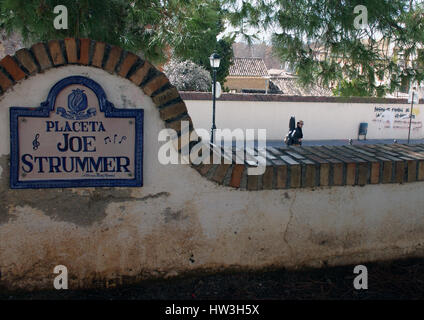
[{"xmin": 0, "ymin": 39, "xmax": 193, "ymax": 135}]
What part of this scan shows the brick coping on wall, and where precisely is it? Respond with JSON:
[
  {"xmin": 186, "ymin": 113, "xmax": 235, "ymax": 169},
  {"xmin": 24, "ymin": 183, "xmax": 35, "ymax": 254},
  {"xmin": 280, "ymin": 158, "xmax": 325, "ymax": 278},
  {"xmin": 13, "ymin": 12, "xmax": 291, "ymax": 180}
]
[
  {"xmin": 201, "ymin": 143, "xmax": 424, "ymax": 190},
  {"xmin": 1, "ymin": 39, "xmax": 423, "ymax": 191},
  {"xmin": 180, "ymin": 91, "xmax": 423, "ymax": 104}
]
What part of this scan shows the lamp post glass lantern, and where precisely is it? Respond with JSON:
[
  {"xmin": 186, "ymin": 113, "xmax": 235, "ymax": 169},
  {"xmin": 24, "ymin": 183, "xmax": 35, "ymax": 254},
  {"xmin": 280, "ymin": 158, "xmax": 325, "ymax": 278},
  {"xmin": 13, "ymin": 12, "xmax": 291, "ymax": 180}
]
[
  {"xmin": 210, "ymin": 53, "xmax": 220, "ymax": 144},
  {"xmin": 210, "ymin": 53, "xmax": 221, "ymax": 69}
]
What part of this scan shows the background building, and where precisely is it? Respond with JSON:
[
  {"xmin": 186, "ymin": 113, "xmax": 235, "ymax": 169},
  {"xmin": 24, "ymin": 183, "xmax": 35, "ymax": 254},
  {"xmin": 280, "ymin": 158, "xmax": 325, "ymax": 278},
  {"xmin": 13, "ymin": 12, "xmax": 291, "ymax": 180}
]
[{"xmin": 225, "ymin": 57, "xmax": 270, "ymax": 93}]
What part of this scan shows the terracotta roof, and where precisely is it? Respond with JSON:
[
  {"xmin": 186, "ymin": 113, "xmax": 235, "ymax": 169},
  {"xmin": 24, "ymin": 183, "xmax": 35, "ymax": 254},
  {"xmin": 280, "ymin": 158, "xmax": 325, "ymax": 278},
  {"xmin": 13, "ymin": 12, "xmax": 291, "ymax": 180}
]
[
  {"xmin": 268, "ymin": 69, "xmax": 285, "ymax": 76},
  {"xmin": 268, "ymin": 69, "xmax": 297, "ymax": 79},
  {"xmin": 270, "ymin": 77, "xmax": 333, "ymax": 96},
  {"xmin": 229, "ymin": 57, "xmax": 269, "ymax": 77}
]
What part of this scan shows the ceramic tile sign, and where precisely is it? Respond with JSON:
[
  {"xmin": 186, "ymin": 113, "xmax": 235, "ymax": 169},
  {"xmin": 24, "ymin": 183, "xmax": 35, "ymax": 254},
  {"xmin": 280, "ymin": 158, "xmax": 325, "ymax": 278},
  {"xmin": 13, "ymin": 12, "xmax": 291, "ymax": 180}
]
[{"xmin": 10, "ymin": 76, "xmax": 143, "ymax": 189}]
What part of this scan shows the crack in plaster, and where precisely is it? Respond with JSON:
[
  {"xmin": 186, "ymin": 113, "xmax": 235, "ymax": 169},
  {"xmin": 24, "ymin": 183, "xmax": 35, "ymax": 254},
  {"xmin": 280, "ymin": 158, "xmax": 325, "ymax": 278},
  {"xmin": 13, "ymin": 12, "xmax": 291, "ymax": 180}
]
[{"xmin": 283, "ymin": 190, "xmax": 297, "ymax": 256}]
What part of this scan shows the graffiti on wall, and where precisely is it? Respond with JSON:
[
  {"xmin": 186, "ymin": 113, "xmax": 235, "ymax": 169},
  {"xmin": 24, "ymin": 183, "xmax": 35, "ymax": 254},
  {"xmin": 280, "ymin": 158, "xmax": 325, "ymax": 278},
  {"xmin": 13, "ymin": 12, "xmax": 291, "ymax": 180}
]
[{"xmin": 373, "ymin": 106, "xmax": 422, "ymax": 131}]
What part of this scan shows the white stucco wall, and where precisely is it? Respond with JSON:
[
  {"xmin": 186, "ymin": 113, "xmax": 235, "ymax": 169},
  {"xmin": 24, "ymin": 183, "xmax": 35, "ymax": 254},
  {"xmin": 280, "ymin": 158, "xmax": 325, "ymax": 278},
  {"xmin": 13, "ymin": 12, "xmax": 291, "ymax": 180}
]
[
  {"xmin": 1, "ymin": 66, "xmax": 424, "ymax": 291},
  {"xmin": 184, "ymin": 99, "xmax": 424, "ymax": 141}
]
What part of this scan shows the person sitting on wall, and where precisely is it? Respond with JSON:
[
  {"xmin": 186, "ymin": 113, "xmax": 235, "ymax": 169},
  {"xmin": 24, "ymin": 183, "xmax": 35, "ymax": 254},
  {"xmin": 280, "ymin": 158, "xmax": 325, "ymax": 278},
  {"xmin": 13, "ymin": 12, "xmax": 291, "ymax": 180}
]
[{"xmin": 291, "ymin": 120, "xmax": 304, "ymax": 146}]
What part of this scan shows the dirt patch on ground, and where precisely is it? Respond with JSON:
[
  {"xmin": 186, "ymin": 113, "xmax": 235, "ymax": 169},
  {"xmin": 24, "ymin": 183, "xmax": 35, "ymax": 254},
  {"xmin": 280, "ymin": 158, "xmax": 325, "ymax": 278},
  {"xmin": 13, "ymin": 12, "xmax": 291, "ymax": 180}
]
[{"xmin": 1, "ymin": 257, "xmax": 424, "ymax": 300}]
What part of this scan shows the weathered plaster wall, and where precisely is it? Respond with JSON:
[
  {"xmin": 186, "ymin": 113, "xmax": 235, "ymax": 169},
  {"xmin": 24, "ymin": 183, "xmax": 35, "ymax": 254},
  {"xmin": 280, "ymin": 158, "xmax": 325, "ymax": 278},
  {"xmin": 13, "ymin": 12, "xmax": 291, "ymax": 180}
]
[
  {"xmin": 1, "ymin": 65, "xmax": 424, "ymax": 292},
  {"xmin": 224, "ymin": 77, "xmax": 268, "ymax": 93}
]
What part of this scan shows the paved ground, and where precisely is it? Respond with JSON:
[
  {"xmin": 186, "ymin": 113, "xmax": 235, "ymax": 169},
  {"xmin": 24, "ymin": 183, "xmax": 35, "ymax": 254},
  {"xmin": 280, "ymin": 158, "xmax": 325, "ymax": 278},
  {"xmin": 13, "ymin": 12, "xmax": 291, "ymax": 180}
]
[
  {"xmin": 2, "ymin": 257, "xmax": 424, "ymax": 300},
  {"xmin": 219, "ymin": 139, "xmax": 424, "ymax": 150},
  {"xmin": 268, "ymin": 138, "xmax": 424, "ymax": 148}
]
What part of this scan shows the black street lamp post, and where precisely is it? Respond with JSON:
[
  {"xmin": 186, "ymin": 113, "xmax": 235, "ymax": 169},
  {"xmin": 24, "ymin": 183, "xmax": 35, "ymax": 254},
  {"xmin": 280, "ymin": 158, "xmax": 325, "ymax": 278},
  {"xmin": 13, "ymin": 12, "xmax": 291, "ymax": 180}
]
[
  {"xmin": 209, "ymin": 53, "xmax": 220, "ymax": 144},
  {"xmin": 408, "ymin": 91, "xmax": 414, "ymax": 144},
  {"xmin": 408, "ymin": 88, "xmax": 416, "ymax": 144}
]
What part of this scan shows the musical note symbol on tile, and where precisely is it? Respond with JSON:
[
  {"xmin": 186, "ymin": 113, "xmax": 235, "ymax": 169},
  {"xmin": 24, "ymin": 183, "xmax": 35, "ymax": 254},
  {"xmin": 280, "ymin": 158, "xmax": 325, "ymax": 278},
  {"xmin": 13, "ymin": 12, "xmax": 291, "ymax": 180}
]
[{"xmin": 32, "ymin": 134, "xmax": 40, "ymax": 150}]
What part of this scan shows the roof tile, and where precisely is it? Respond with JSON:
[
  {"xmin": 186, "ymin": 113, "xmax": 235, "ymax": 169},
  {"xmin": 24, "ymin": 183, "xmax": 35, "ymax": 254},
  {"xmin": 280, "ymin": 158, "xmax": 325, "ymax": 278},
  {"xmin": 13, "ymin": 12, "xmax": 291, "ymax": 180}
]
[{"xmin": 229, "ymin": 57, "xmax": 268, "ymax": 77}]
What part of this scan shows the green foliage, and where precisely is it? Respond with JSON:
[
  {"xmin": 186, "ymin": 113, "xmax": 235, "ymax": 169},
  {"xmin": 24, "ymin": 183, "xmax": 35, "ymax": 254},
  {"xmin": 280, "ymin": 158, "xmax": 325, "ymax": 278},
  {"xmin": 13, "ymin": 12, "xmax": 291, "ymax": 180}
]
[
  {"xmin": 225, "ymin": 0, "xmax": 424, "ymax": 97},
  {"xmin": 158, "ymin": 0, "xmax": 234, "ymax": 84},
  {"xmin": 0, "ymin": 0, "xmax": 132, "ymax": 47},
  {"xmin": 0, "ymin": 0, "xmax": 235, "ymax": 77},
  {"xmin": 181, "ymin": 36, "xmax": 234, "ymax": 84},
  {"xmin": 214, "ymin": 37, "xmax": 235, "ymax": 84}
]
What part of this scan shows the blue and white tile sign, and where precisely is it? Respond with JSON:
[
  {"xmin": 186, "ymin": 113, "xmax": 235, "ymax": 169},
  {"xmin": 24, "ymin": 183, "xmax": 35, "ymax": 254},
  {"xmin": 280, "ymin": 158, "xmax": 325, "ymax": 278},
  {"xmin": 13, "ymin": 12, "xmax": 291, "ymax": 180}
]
[{"xmin": 10, "ymin": 76, "xmax": 143, "ymax": 189}]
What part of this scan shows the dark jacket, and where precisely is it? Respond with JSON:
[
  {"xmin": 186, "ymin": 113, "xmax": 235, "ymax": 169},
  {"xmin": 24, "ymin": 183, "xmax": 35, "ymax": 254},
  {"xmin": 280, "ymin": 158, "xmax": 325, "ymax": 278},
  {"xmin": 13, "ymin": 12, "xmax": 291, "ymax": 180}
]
[{"xmin": 291, "ymin": 126, "xmax": 303, "ymax": 145}]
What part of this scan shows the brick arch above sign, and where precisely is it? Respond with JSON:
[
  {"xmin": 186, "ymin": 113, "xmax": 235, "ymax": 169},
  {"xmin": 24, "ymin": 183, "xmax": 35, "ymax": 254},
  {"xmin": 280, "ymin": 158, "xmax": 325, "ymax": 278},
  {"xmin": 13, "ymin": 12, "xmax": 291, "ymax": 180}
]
[
  {"xmin": 0, "ymin": 39, "xmax": 194, "ymax": 140},
  {"xmin": 3, "ymin": 39, "xmax": 424, "ymax": 191}
]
